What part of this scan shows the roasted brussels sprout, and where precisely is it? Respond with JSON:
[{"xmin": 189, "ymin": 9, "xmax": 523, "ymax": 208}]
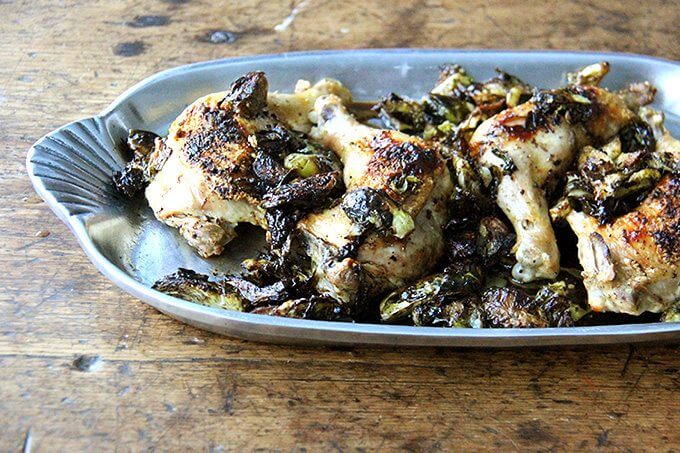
[
  {"xmin": 261, "ymin": 171, "xmax": 343, "ymax": 210},
  {"xmin": 412, "ymin": 296, "xmax": 484, "ymax": 328},
  {"xmin": 153, "ymin": 253, "xmax": 355, "ymax": 321},
  {"xmin": 341, "ymin": 188, "xmax": 394, "ymax": 232},
  {"xmin": 480, "ymin": 286, "xmax": 548, "ymax": 328},
  {"xmin": 152, "ymin": 268, "xmax": 244, "ymax": 311},
  {"xmin": 445, "ymin": 215, "xmax": 515, "ymax": 268},
  {"xmin": 481, "ymin": 271, "xmax": 589, "ymax": 328},
  {"xmin": 557, "ymin": 120, "xmax": 664, "ymax": 224},
  {"xmin": 476, "ymin": 217, "xmax": 516, "ymax": 266},
  {"xmin": 113, "ymin": 129, "xmax": 164, "ymax": 197},
  {"xmin": 251, "ymin": 295, "xmax": 352, "ymax": 321},
  {"xmin": 374, "ymin": 64, "xmax": 532, "ymax": 141},
  {"xmin": 379, "ymin": 264, "xmax": 484, "ymax": 323},
  {"xmin": 523, "ymin": 86, "xmax": 599, "ymax": 132},
  {"xmin": 535, "ymin": 280, "xmax": 589, "ymax": 327},
  {"xmin": 373, "ymin": 93, "xmax": 428, "ymax": 134},
  {"xmin": 381, "ymin": 263, "xmax": 588, "ymax": 328}
]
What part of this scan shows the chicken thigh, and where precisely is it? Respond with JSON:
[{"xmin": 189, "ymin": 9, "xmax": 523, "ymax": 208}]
[
  {"xmin": 145, "ymin": 72, "xmax": 347, "ymax": 257},
  {"xmin": 469, "ymin": 85, "xmax": 635, "ymax": 281},
  {"xmin": 566, "ymin": 174, "xmax": 679, "ymax": 314},
  {"xmin": 562, "ymin": 108, "xmax": 679, "ymax": 315},
  {"xmin": 298, "ymin": 94, "xmax": 454, "ymax": 307}
]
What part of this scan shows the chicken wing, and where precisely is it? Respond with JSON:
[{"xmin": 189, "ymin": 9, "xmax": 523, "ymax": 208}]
[{"xmin": 298, "ymin": 94, "xmax": 453, "ymax": 308}]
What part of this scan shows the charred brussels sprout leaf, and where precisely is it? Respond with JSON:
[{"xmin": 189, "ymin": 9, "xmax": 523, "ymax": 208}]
[
  {"xmin": 113, "ymin": 129, "xmax": 162, "ymax": 197},
  {"xmin": 254, "ymin": 123, "xmax": 302, "ymax": 158},
  {"xmin": 562, "ymin": 120, "xmax": 662, "ymax": 224},
  {"xmin": 264, "ymin": 208, "xmax": 302, "ymax": 258},
  {"xmin": 221, "ymin": 71, "xmax": 269, "ymax": 117},
  {"xmin": 373, "ymin": 93, "xmax": 427, "ymax": 133},
  {"xmin": 341, "ymin": 188, "xmax": 393, "ymax": 232},
  {"xmin": 261, "ymin": 171, "xmax": 342, "ymax": 209},
  {"xmin": 253, "ymin": 151, "xmax": 288, "ymax": 186},
  {"xmin": 380, "ymin": 265, "xmax": 484, "ymax": 323},
  {"xmin": 412, "ymin": 296, "xmax": 484, "ymax": 328},
  {"xmin": 445, "ymin": 186, "xmax": 485, "ymax": 231},
  {"xmin": 481, "ymin": 272, "xmax": 589, "ymax": 328},
  {"xmin": 476, "ymin": 217, "xmax": 516, "ymax": 266},
  {"xmin": 445, "ymin": 215, "xmax": 515, "ymax": 268},
  {"xmin": 524, "ymin": 86, "xmax": 597, "ymax": 131},
  {"xmin": 113, "ymin": 165, "xmax": 145, "ymax": 198},
  {"xmin": 152, "ymin": 268, "xmax": 244, "ymax": 311},
  {"xmin": 251, "ymin": 296, "xmax": 352, "ymax": 321},
  {"xmin": 481, "ymin": 287, "xmax": 547, "ymax": 328},
  {"xmin": 128, "ymin": 129, "xmax": 158, "ymax": 156}
]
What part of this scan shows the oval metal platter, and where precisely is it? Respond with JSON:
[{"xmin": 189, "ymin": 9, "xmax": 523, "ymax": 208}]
[{"xmin": 26, "ymin": 49, "xmax": 680, "ymax": 347}]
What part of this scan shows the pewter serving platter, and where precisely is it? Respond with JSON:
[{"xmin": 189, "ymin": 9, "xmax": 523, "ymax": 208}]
[{"xmin": 26, "ymin": 49, "xmax": 680, "ymax": 346}]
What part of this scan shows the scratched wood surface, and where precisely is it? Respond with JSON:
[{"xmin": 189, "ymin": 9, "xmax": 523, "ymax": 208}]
[{"xmin": 1, "ymin": 0, "xmax": 679, "ymax": 451}]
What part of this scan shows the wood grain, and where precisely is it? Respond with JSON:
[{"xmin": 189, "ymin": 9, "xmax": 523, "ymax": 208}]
[{"xmin": 1, "ymin": 0, "xmax": 679, "ymax": 450}]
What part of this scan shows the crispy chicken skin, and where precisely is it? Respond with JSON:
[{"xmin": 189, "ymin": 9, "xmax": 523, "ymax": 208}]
[
  {"xmin": 469, "ymin": 85, "xmax": 635, "ymax": 282},
  {"xmin": 145, "ymin": 73, "xmax": 347, "ymax": 257},
  {"xmin": 298, "ymin": 94, "xmax": 453, "ymax": 306},
  {"xmin": 567, "ymin": 174, "xmax": 679, "ymax": 314}
]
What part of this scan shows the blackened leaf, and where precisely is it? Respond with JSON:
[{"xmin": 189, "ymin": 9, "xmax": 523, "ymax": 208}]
[
  {"xmin": 261, "ymin": 171, "xmax": 341, "ymax": 209},
  {"xmin": 222, "ymin": 71, "xmax": 268, "ymax": 117},
  {"xmin": 223, "ymin": 276, "xmax": 290, "ymax": 305}
]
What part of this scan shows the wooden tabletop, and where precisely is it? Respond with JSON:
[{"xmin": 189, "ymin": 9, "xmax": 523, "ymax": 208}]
[{"xmin": 2, "ymin": 0, "xmax": 679, "ymax": 450}]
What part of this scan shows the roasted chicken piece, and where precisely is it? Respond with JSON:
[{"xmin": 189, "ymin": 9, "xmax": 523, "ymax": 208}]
[
  {"xmin": 144, "ymin": 72, "xmax": 347, "ymax": 257},
  {"xmin": 559, "ymin": 108, "xmax": 680, "ymax": 315},
  {"xmin": 469, "ymin": 83, "xmax": 635, "ymax": 282},
  {"xmin": 298, "ymin": 94, "xmax": 454, "ymax": 307},
  {"xmin": 566, "ymin": 174, "xmax": 679, "ymax": 315}
]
